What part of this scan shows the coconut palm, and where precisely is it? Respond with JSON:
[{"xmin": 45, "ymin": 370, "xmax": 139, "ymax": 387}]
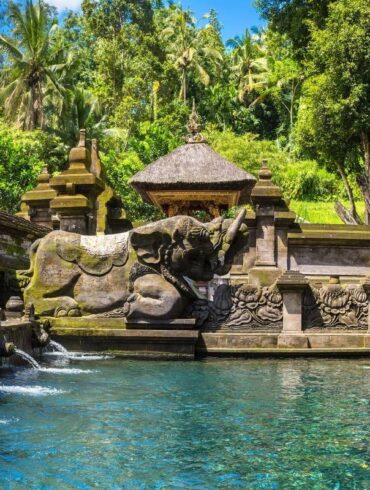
[
  {"xmin": 0, "ymin": 0, "xmax": 65, "ymax": 130},
  {"xmin": 161, "ymin": 7, "xmax": 223, "ymax": 103},
  {"xmin": 52, "ymin": 86, "xmax": 106, "ymax": 144},
  {"xmin": 228, "ymin": 29, "xmax": 269, "ymax": 105}
]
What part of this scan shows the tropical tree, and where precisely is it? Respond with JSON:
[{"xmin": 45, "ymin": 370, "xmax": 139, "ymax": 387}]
[
  {"xmin": 160, "ymin": 7, "xmax": 223, "ymax": 103},
  {"xmin": 266, "ymin": 31, "xmax": 303, "ymax": 151},
  {"xmin": 0, "ymin": 0, "xmax": 66, "ymax": 130},
  {"xmin": 303, "ymin": 0, "xmax": 370, "ymax": 222},
  {"xmin": 255, "ymin": 0, "xmax": 332, "ymax": 58},
  {"xmin": 227, "ymin": 29, "xmax": 268, "ymax": 105}
]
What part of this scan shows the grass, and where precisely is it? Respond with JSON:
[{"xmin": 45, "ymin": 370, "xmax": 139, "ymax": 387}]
[{"xmin": 290, "ymin": 200, "xmax": 365, "ymax": 224}]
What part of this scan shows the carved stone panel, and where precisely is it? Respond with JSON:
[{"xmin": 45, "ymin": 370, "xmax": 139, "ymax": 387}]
[
  {"xmin": 190, "ymin": 283, "xmax": 283, "ymax": 331},
  {"xmin": 303, "ymin": 284, "xmax": 368, "ymax": 330}
]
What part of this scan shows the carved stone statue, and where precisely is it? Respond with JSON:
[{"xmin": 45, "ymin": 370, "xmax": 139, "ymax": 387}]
[{"xmin": 23, "ymin": 210, "xmax": 248, "ymax": 321}]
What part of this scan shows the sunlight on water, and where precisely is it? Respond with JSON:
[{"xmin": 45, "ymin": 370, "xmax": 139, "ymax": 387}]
[
  {"xmin": 0, "ymin": 385, "xmax": 65, "ymax": 396},
  {"xmin": 1, "ymin": 358, "xmax": 369, "ymax": 489},
  {"xmin": 38, "ymin": 367, "xmax": 97, "ymax": 374}
]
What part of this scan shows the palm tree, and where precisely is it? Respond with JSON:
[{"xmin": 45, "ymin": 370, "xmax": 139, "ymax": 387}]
[
  {"xmin": 227, "ymin": 29, "xmax": 268, "ymax": 105},
  {"xmin": 0, "ymin": 0, "xmax": 64, "ymax": 130},
  {"xmin": 53, "ymin": 86, "xmax": 105, "ymax": 144},
  {"xmin": 161, "ymin": 7, "xmax": 222, "ymax": 103}
]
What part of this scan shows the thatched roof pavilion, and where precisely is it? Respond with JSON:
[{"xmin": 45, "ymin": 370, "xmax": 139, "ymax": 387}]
[{"xmin": 130, "ymin": 105, "xmax": 256, "ymax": 218}]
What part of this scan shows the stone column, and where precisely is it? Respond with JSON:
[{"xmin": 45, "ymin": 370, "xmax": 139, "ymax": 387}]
[
  {"xmin": 255, "ymin": 207, "xmax": 276, "ymax": 266},
  {"xmin": 277, "ymin": 270, "xmax": 309, "ymax": 348},
  {"xmin": 275, "ymin": 211, "xmax": 296, "ymax": 270},
  {"xmin": 248, "ymin": 162, "xmax": 285, "ymax": 287},
  {"xmin": 361, "ymin": 275, "xmax": 370, "ymax": 332}
]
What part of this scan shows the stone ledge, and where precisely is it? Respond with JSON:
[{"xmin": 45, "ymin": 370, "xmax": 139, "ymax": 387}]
[
  {"xmin": 48, "ymin": 317, "xmax": 196, "ymax": 331},
  {"xmin": 278, "ymin": 334, "xmax": 309, "ymax": 349},
  {"xmin": 51, "ymin": 328, "xmax": 200, "ymax": 358},
  {"xmin": 198, "ymin": 332, "xmax": 370, "ymax": 355}
]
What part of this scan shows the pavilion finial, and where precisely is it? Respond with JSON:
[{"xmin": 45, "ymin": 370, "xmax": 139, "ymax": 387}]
[{"xmin": 185, "ymin": 99, "xmax": 205, "ymax": 143}]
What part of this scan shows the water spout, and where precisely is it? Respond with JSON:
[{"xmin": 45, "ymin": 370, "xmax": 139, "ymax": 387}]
[
  {"xmin": 14, "ymin": 349, "xmax": 40, "ymax": 369},
  {"xmin": 0, "ymin": 339, "xmax": 15, "ymax": 358},
  {"xmin": 48, "ymin": 340, "xmax": 68, "ymax": 355}
]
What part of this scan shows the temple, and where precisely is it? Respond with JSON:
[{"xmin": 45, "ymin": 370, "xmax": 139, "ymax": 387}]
[
  {"xmin": 130, "ymin": 104, "xmax": 256, "ymax": 219},
  {"xmin": 2, "ymin": 118, "xmax": 370, "ymax": 360}
]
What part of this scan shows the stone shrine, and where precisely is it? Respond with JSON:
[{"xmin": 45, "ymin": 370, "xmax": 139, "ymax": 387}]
[
  {"xmin": 130, "ymin": 104, "xmax": 256, "ymax": 219},
  {"xmin": 17, "ymin": 130, "xmax": 130, "ymax": 235}
]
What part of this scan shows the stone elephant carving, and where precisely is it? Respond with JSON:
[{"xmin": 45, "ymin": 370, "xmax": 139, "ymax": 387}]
[{"xmin": 23, "ymin": 209, "xmax": 248, "ymax": 321}]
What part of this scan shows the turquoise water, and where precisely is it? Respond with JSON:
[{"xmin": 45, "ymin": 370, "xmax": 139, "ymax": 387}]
[{"xmin": 0, "ymin": 357, "xmax": 370, "ymax": 489}]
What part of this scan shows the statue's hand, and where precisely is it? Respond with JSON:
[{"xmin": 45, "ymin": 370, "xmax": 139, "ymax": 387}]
[{"xmin": 123, "ymin": 293, "xmax": 139, "ymax": 317}]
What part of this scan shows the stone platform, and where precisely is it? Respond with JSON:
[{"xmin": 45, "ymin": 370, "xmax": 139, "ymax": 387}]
[
  {"xmin": 49, "ymin": 318, "xmax": 199, "ymax": 358},
  {"xmin": 48, "ymin": 317, "xmax": 370, "ymax": 358}
]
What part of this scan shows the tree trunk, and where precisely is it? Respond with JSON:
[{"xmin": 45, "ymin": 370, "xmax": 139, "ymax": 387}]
[
  {"xmin": 360, "ymin": 132, "xmax": 370, "ymax": 224},
  {"xmin": 334, "ymin": 160, "xmax": 362, "ymax": 224},
  {"xmin": 334, "ymin": 201, "xmax": 360, "ymax": 225},
  {"xmin": 181, "ymin": 69, "xmax": 187, "ymax": 104},
  {"xmin": 37, "ymin": 80, "xmax": 44, "ymax": 130},
  {"xmin": 31, "ymin": 86, "xmax": 37, "ymax": 130}
]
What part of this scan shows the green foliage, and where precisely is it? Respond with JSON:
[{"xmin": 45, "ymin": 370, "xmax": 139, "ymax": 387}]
[
  {"xmin": 255, "ymin": 0, "xmax": 332, "ymax": 57},
  {"xmin": 100, "ymin": 149, "xmax": 161, "ymax": 222},
  {"xmin": 205, "ymin": 127, "xmax": 346, "ymax": 201},
  {"xmin": 205, "ymin": 126, "xmax": 288, "ymax": 176},
  {"xmin": 290, "ymin": 200, "xmax": 365, "ymax": 224},
  {"xmin": 0, "ymin": 122, "xmax": 66, "ymax": 212},
  {"xmin": 277, "ymin": 160, "xmax": 340, "ymax": 201},
  {"xmin": 1, "ymin": 0, "xmax": 370, "ymax": 223},
  {"xmin": 129, "ymin": 108, "xmax": 187, "ymax": 164}
]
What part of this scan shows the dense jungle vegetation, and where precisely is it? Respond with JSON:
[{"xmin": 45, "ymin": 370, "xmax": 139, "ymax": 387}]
[{"xmin": 1, "ymin": 0, "xmax": 370, "ymax": 224}]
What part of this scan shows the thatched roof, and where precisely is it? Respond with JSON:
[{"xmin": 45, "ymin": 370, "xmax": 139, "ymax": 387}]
[{"xmin": 130, "ymin": 142, "xmax": 256, "ymax": 203}]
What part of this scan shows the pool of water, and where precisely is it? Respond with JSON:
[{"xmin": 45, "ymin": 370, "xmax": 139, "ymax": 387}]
[{"xmin": 0, "ymin": 357, "xmax": 370, "ymax": 489}]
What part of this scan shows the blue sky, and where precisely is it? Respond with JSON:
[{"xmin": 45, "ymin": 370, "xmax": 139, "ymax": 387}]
[
  {"xmin": 47, "ymin": 0, "xmax": 264, "ymax": 41},
  {"xmin": 180, "ymin": 0, "xmax": 264, "ymax": 40}
]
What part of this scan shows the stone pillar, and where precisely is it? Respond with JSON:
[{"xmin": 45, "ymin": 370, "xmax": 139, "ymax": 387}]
[
  {"xmin": 248, "ymin": 162, "xmax": 285, "ymax": 286},
  {"xmin": 255, "ymin": 207, "xmax": 275, "ymax": 266},
  {"xmin": 275, "ymin": 212, "xmax": 296, "ymax": 270},
  {"xmin": 246, "ymin": 162, "xmax": 297, "ymax": 288},
  {"xmin": 277, "ymin": 270, "xmax": 309, "ymax": 348}
]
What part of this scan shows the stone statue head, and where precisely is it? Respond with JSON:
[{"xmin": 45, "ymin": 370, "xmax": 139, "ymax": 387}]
[{"xmin": 130, "ymin": 209, "xmax": 248, "ymax": 282}]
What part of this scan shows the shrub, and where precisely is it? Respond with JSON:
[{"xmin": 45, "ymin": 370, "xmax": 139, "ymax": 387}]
[
  {"xmin": 100, "ymin": 149, "xmax": 162, "ymax": 222},
  {"xmin": 0, "ymin": 123, "xmax": 67, "ymax": 213},
  {"xmin": 205, "ymin": 127, "xmax": 345, "ymax": 202}
]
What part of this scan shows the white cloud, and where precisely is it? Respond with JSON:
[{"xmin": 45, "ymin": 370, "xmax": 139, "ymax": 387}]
[{"xmin": 47, "ymin": 0, "xmax": 82, "ymax": 11}]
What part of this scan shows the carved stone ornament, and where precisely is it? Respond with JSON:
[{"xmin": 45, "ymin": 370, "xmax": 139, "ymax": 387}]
[
  {"xmin": 188, "ymin": 283, "xmax": 283, "ymax": 331},
  {"xmin": 303, "ymin": 284, "xmax": 368, "ymax": 330}
]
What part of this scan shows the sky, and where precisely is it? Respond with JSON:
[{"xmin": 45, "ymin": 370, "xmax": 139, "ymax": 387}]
[
  {"xmin": 181, "ymin": 0, "xmax": 264, "ymax": 40},
  {"xmin": 46, "ymin": 0, "xmax": 264, "ymax": 41}
]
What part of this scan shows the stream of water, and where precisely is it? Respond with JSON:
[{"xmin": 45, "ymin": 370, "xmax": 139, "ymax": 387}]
[
  {"xmin": 0, "ymin": 357, "xmax": 369, "ymax": 489},
  {"xmin": 14, "ymin": 348, "xmax": 40, "ymax": 369}
]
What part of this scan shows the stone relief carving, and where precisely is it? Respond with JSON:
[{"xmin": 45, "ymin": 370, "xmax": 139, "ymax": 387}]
[
  {"xmin": 23, "ymin": 210, "xmax": 248, "ymax": 322},
  {"xmin": 189, "ymin": 283, "xmax": 283, "ymax": 331},
  {"xmin": 303, "ymin": 284, "xmax": 368, "ymax": 330}
]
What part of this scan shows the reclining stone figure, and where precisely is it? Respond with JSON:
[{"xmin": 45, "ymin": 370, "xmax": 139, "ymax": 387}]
[{"xmin": 23, "ymin": 209, "xmax": 248, "ymax": 321}]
